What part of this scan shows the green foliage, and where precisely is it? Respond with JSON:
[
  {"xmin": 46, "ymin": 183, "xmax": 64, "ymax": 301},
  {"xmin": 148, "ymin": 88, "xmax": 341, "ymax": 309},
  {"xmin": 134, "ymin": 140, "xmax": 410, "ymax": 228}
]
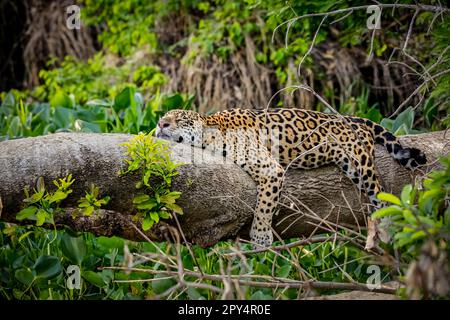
[
  {"xmin": 372, "ymin": 154, "xmax": 450, "ymax": 256},
  {"xmin": 34, "ymin": 53, "xmax": 167, "ymax": 104},
  {"xmin": 380, "ymin": 107, "xmax": 422, "ymax": 136},
  {"xmin": 122, "ymin": 132, "xmax": 183, "ymax": 231},
  {"xmin": 337, "ymin": 88, "xmax": 383, "ymax": 123},
  {"xmin": 0, "ymin": 88, "xmax": 192, "ymax": 141},
  {"xmin": 1, "ymin": 0, "xmax": 448, "ymax": 300},
  {"xmin": 16, "ymin": 175, "xmax": 75, "ymax": 226},
  {"xmin": 78, "ymin": 184, "xmax": 111, "ymax": 217}
]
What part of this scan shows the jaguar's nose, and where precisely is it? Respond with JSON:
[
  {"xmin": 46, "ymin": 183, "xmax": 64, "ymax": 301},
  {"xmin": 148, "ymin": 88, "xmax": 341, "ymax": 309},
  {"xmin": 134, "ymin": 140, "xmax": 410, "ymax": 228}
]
[{"xmin": 158, "ymin": 119, "xmax": 171, "ymax": 129}]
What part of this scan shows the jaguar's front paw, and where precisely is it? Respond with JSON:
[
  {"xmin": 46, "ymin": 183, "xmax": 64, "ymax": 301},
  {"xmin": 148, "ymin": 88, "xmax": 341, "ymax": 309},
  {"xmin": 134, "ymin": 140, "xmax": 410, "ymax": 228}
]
[{"xmin": 250, "ymin": 229, "xmax": 273, "ymax": 249}]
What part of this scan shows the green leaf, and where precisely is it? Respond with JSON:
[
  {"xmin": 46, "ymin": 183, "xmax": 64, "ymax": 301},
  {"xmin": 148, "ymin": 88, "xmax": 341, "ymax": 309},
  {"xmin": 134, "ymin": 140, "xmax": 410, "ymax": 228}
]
[
  {"xmin": 78, "ymin": 201, "xmax": 90, "ymax": 208},
  {"xmin": 151, "ymin": 274, "xmax": 176, "ymax": 294},
  {"xmin": 159, "ymin": 211, "xmax": 171, "ymax": 219},
  {"xmin": 15, "ymin": 268, "xmax": 35, "ymax": 286},
  {"xmin": 18, "ymin": 231, "xmax": 34, "ymax": 242},
  {"xmin": 50, "ymin": 91, "xmax": 72, "ymax": 109},
  {"xmin": 187, "ymin": 287, "xmax": 205, "ymax": 300},
  {"xmin": 83, "ymin": 206, "xmax": 95, "ymax": 216},
  {"xmin": 86, "ymin": 99, "xmax": 111, "ymax": 107},
  {"xmin": 400, "ymin": 184, "xmax": 413, "ymax": 205},
  {"xmin": 16, "ymin": 206, "xmax": 38, "ymax": 221},
  {"xmin": 113, "ymin": 86, "xmax": 136, "ymax": 112},
  {"xmin": 164, "ymin": 203, "xmax": 183, "ymax": 215},
  {"xmin": 250, "ymin": 291, "xmax": 273, "ymax": 300},
  {"xmin": 380, "ymin": 118, "xmax": 394, "ymax": 131},
  {"xmin": 36, "ymin": 209, "xmax": 47, "ymax": 226},
  {"xmin": 377, "ymin": 192, "xmax": 402, "ymax": 205},
  {"xmin": 392, "ymin": 107, "xmax": 414, "ymax": 133},
  {"xmin": 411, "ymin": 230, "xmax": 426, "ymax": 240},
  {"xmin": 150, "ymin": 211, "xmax": 160, "ymax": 223},
  {"xmin": 36, "ymin": 177, "xmax": 45, "ymax": 193},
  {"xmin": 53, "ymin": 107, "xmax": 75, "ymax": 129},
  {"xmin": 82, "ymin": 271, "xmax": 106, "ymax": 288},
  {"xmin": 276, "ymin": 265, "xmax": 291, "ymax": 278},
  {"xmin": 402, "ymin": 209, "xmax": 416, "ymax": 224},
  {"xmin": 161, "ymin": 94, "xmax": 183, "ymax": 110},
  {"xmin": 48, "ymin": 190, "xmax": 69, "ymax": 203},
  {"xmin": 136, "ymin": 200, "xmax": 157, "ymax": 210},
  {"xmin": 33, "ymin": 255, "xmax": 62, "ymax": 280},
  {"xmin": 60, "ymin": 234, "xmax": 87, "ymax": 265},
  {"xmin": 142, "ymin": 217, "xmax": 154, "ymax": 231},
  {"xmin": 372, "ymin": 206, "xmax": 403, "ymax": 219},
  {"xmin": 133, "ymin": 194, "xmax": 150, "ymax": 204}
]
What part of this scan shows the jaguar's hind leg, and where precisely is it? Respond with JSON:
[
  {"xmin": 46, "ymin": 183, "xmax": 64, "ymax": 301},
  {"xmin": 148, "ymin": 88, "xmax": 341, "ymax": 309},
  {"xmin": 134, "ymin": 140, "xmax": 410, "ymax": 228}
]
[{"xmin": 335, "ymin": 147, "xmax": 388, "ymax": 249}]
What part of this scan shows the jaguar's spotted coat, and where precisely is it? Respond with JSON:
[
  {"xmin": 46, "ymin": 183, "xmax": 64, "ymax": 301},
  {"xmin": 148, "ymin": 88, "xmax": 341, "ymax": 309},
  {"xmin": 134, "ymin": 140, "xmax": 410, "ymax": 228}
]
[{"xmin": 155, "ymin": 108, "xmax": 426, "ymax": 248}]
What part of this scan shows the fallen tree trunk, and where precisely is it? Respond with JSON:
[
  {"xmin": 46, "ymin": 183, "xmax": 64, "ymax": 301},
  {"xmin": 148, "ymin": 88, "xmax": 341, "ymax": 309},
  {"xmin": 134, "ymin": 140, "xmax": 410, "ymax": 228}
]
[{"xmin": 0, "ymin": 131, "xmax": 448, "ymax": 246}]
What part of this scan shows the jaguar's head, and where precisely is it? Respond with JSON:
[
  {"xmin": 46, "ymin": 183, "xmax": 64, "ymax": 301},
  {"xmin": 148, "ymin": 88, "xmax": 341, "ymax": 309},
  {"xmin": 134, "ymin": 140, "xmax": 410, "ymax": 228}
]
[{"xmin": 155, "ymin": 109, "xmax": 205, "ymax": 146}]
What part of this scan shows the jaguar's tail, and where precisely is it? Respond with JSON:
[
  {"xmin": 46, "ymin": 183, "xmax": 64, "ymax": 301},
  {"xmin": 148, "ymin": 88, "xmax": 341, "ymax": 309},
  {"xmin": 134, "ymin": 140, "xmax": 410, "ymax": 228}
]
[{"xmin": 371, "ymin": 122, "xmax": 427, "ymax": 169}]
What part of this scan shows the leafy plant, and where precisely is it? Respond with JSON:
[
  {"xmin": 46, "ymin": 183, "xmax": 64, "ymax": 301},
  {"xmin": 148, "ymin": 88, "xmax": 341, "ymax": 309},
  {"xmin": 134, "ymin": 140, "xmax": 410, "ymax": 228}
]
[
  {"xmin": 16, "ymin": 175, "xmax": 75, "ymax": 226},
  {"xmin": 78, "ymin": 184, "xmax": 111, "ymax": 216},
  {"xmin": 0, "ymin": 88, "xmax": 193, "ymax": 141},
  {"xmin": 121, "ymin": 132, "xmax": 183, "ymax": 231},
  {"xmin": 373, "ymin": 155, "xmax": 449, "ymax": 254},
  {"xmin": 380, "ymin": 107, "xmax": 422, "ymax": 136}
]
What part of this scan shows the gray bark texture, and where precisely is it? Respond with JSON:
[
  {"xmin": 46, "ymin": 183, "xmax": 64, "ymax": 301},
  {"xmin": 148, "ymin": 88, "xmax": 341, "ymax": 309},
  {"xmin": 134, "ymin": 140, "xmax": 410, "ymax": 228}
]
[{"xmin": 0, "ymin": 131, "xmax": 448, "ymax": 246}]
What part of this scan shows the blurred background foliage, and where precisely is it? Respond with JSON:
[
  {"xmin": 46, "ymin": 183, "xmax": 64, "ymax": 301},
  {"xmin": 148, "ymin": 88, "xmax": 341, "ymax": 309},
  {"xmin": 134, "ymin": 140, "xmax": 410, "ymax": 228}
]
[
  {"xmin": 0, "ymin": 0, "xmax": 449, "ymax": 141},
  {"xmin": 0, "ymin": 0, "xmax": 449, "ymax": 300}
]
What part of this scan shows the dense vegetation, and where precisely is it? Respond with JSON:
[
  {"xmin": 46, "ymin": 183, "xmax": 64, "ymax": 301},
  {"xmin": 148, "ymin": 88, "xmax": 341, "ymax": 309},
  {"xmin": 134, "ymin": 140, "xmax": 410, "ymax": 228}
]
[{"xmin": 0, "ymin": 0, "xmax": 448, "ymax": 300}]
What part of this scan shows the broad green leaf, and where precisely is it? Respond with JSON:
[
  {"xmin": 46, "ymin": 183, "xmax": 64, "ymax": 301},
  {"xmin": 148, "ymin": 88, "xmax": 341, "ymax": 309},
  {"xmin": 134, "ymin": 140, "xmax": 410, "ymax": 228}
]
[
  {"xmin": 33, "ymin": 256, "xmax": 62, "ymax": 280},
  {"xmin": 86, "ymin": 99, "xmax": 112, "ymax": 107},
  {"xmin": 276, "ymin": 265, "xmax": 291, "ymax": 278},
  {"xmin": 402, "ymin": 209, "xmax": 416, "ymax": 224},
  {"xmin": 133, "ymin": 194, "xmax": 150, "ymax": 204},
  {"xmin": 50, "ymin": 91, "xmax": 72, "ymax": 109},
  {"xmin": 396, "ymin": 236, "xmax": 415, "ymax": 248},
  {"xmin": 78, "ymin": 201, "xmax": 90, "ymax": 208},
  {"xmin": 377, "ymin": 193, "xmax": 401, "ymax": 205},
  {"xmin": 113, "ymin": 86, "xmax": 136, "ymax": 112},
  {"xmin": 187, "ymin": 287, "xmax": 205, "ymax": 300},
  {"xmin": 380, "ymin": 118, "xmax": 394, "ymax": 131},
  {"xmin": 53, "ymin": 107, "xmax": 75, "ymax": 129},
  {"xmin": 61, "ymin": 234, "xmax": 87, "ymax": 265},
  {"xmin": 83, "ymin": 206, "xmax": 95, "ymax": 216},
  {"xmin": 392, "ymin": 106, "xmax": 414, "ymax": 133},
  {"xmin": 150, "ymin": 211, "xmax": 160, "ymax": 223},
  {"xmin": 250, "ymin": 291, "xmax": 273, "ymax": 300},
  {"xmin": 164, "ymin": 203, "xmax": 183, "ymax": 215},
  {"xmin": 15, "ymin": 268, "xmax": 35, "ymax": 286},
  {"xmin": 159, "ymin": 211, "xmax": 171, "ymax": 219},
  {"xmin": 1, "ymin": 91, "xmax": 15, "ymax": 108},
  {"xmin": 36, "ymin": 209, "xmax": 47, "ymax": 226},
  {"xmin": 16, "ymin": 206, "xmax": 38, "ymax": 221},
  {"xmin": 142, "ymin": 217, "xmax": 154, "ymax": 231},
  {"xmin": 411, "ymin": 230, "xmax": 426, "ymax": 240},
  {"xmin": 36, "ymin": 177, "xmax": 45, "ymax": 193},
  {"xmin": 151, "ymin": 274, "xmax": 176, "ymax": 294},
  {"xmin": 136, "ymin": 200, "xmax": 157, "ymax": 210},
  {"xmin": 82, "ymin": 271, "xmax": 106, "ymax": 288},
  {"xmin": 400, "ymin": 184, "xmax": 413, "ymax": 205},
  {"xmin": 48, "ymin": 190, "xmax": 68, "ymax": 203},
  {"xmin": 372, "ymin": 206, "xmax": 402, "ymax": 219},
  {"xmin": 161, "ymin": 94, "xmax": 183, "ymax": 110}
]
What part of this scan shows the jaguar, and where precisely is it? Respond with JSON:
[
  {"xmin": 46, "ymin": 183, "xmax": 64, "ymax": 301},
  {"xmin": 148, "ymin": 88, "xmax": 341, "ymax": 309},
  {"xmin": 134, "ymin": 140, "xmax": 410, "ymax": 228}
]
[{"xmin": 155, "ymin": 108, "xmax": 426, "ymax": 248}]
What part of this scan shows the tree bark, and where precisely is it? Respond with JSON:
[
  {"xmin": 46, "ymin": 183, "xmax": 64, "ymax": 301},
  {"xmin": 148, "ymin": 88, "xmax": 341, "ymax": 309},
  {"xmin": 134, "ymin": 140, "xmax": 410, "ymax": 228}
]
[{"xmin": 0, "ymin": 131, "xmax": 448, "ymax": 246}]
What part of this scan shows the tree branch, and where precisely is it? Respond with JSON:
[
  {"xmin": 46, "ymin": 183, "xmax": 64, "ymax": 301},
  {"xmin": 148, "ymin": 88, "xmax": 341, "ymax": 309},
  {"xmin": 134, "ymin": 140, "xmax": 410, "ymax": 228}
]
[{"xmin": 0, "ymin": 131, "xmax": 448, "ymax": 246}]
